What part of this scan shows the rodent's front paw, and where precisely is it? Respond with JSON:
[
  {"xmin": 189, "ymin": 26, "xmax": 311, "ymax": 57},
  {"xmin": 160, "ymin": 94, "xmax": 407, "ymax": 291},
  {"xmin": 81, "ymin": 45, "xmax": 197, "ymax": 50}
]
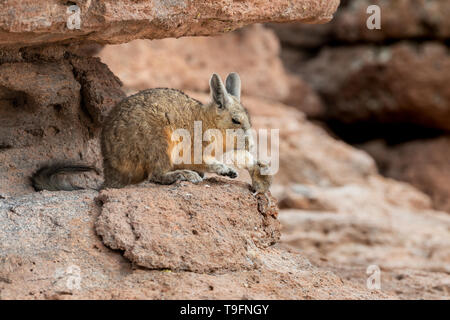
[
  {"xmin": 219, "ymin": 167, "xmax": 238, "ymax": 179},
  {"xmin": 226, "ymin": 169, "xmax": 238, "ymax": 179}
]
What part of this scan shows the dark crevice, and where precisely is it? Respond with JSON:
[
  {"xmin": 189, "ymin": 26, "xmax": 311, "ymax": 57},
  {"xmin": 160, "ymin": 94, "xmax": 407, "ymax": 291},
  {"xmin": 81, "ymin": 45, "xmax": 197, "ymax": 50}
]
[
  {"xmin": 0, "ymin": 144, "xmax": 13, "ymax": 151},
  {"xmin": 280, "ymin": 37, "xmax": 450, "ymax": 62},
  {"xmin": 325, "ymin": 120, "xmax": 446, "ymax": 146},
  {"xmin": 52, "ymin": 104, "xmax": 63, "ymax": 113},
  {"xmin": 67, "ymin": 55, "xmax": 96, "ymax": 126},
  {"xmin": 0, "ymin": 87, "xmax": 28, "ymax": 109}
]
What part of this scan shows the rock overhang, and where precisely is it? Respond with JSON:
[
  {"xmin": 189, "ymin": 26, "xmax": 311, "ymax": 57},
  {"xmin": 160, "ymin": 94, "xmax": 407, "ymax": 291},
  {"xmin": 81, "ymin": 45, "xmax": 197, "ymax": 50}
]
[{"xmin": 0, "ymin": 0, "xmax": 340, "ymax": 48}]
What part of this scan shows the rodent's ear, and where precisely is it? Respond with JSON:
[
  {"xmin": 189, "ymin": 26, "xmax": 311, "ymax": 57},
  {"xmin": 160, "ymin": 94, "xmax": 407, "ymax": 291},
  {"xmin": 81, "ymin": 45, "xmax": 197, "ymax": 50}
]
[
  {"xmin": 209, "ymin": 73, "xmax": 228, "ymax": 108},
  {"xmin": 225, "ymin": 72, "xmax": 241, "ymax": 101}
]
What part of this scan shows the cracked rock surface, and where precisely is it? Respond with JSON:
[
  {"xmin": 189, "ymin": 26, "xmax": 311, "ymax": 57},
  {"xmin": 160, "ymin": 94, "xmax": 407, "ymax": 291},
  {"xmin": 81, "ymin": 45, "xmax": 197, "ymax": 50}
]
[
  {"xmin": 0, "ymin": 0, "xmax": 339, "ymax": 47},
  {"xmin": 95, "ymin": 177, "xmax": 280, "ymax": 273},
  {"xmin": 0, "ymin": 180, "xmax": 387, "ymax": 300}
]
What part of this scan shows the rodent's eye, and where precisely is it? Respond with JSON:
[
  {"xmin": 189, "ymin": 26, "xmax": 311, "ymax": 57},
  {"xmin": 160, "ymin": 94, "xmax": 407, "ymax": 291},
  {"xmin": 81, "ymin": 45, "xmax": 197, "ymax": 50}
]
[{"xmin": 232, "ymin": 118, "xmax": 241, "ymax": 125}]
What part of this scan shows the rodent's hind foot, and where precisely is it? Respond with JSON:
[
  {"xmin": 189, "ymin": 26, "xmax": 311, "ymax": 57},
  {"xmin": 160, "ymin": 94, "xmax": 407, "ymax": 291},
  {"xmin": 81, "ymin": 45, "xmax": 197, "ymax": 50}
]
[{"xmin": 152, "ymin": 170, "xmax": 203, "ymax": 185}]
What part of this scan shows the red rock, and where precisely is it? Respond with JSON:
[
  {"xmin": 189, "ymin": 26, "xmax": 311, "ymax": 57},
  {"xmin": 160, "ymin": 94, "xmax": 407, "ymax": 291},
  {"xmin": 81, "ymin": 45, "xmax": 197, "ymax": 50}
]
[
  {"xmin": 298, "ymin": 43, "xmax": 450, "ymax": 130},
  {"xmin": 0, "ymin": 182, "xmax": 388, "ymax": 300},
  {"xmin": 271, "ymin": 1, "xmax": 450, "ymax": 130},
  {"xmin": 97, "ymin": 24, "xmax": 324, "ymax": 116},
  {"xmin": 362, "ymin": 137, "xmax": 450, "ymax": 213},
  {"xmin": 0, "ymin": 0, "xmax": 340, "ymax": 47},
  {"xmin": 270, "ymin": 0, "xmax": 450, "ymax": 47},
  {"xmin": 334, "ymin": 0, "xmax": 450, "ymax": 42},
  {"xmin": 0, "ymin": 48, "xmax": 124, "ymax": 197},
  {"xmin": 69, "ymin": 56, "xmax": 125, "ymax": 125},
  {"xmin": 95, "ymin": 178, "xmax": 280, "ymax": 273}
]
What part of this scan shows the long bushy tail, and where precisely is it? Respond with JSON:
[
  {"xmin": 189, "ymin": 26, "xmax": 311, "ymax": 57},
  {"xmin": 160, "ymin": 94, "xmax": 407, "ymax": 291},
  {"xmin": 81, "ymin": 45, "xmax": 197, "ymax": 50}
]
[{"xmin": 31, "ymin": 163, "xmax": 98, "ymax": 191}]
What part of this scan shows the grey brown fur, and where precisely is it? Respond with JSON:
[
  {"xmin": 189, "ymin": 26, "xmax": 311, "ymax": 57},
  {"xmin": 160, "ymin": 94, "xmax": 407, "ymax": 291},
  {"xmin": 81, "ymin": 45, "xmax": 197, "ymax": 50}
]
[{"xmin": 32, "ymin": 73, "xmax": 272, "ymax": 193}]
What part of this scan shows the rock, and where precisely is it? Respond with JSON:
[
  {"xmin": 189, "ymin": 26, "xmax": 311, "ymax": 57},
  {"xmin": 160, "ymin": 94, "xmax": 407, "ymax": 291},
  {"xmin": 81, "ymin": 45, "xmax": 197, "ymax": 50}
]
[
  {"xmin": 187, "ymin": 89, "xmax": 444, "ymax": 286},
  {"xmin": 279, "ymin": 194, "xmax": 450, "ymax": 274},
  {"xmin": 362, "ymin": 137, "xmax": 450, "ymax": 213},
  {"xmin": 98, "ymin": 25, "xmax": 289, "ymax": 101},
  {"xmin": 0, "ymin": 47, "xmax": 124, "ymax": 197},
  {"xmin": 0, "ymin": 61, "xmax": 79, "ymax": 109},
  {"xmin": 270, "ymin": 0, "xmax": 450, "ymax": 48},
  {"xmin": 278, "ymin": 177, "xmax": 450, "ymax": 299},
  {"xmin": 97, "ymin": 24, "xmax": 323, "ymax": 116},
  {"xmin": 0, "ymin": 181, "xmax": 387, "ymax": 300},
  {"xmin": 271, "ymin": 1, "xmax": 450, "ymax": 130},
  {"xmin": 267, "ymin": 22, "xmax": 333, "ymax": 49},
  {"xmin": 334, "ymin": 0, "xmax": 450, "ymax": 43},
  {"xmin": 313, "ymin": 262, "xmax": 450, "ymax": 300},
  {"xmin": 297, "ymin": 43, "xmax": 450, "ymax": 130},
  {"xmin": 1, "ymin": 0, "xmax": 447, "ymax": 299},
  {"xmin": 195, "ymin": 94, "xmax": 449, "ymax": 299},
  {"xmin": 0, "ymin": 0, "xmax": 340, "ymax": 48},
  {"xmin": 277, "ymin": 174, "xmax": 448, "ymax": 272},
  {"xmin": 69, "ymin": 55, "xmax": 125, "ymax": 125},
  {"xmin": 284, "ymin": 75, "xmax": 325, "ymax": 118},
  {"xmin": 95, "ymin": 178, "xmax": 280, "ymax": 272}
]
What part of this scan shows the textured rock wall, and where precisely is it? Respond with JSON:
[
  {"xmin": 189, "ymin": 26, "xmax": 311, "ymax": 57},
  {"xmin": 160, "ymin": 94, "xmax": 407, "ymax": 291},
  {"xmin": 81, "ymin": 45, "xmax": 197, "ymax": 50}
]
[
  {"xmin": 362, "ymin": 138, "xmax": 450, "ymax": 213},
  {"xmin": 0, "ymin": 0, "xmax": 339, "ymax": 47},
  {"xmin": 0, "ymin": 181, "xmax": 389, "ymax": 300},
  {"xmin": 271, "ymin": 0, "xmax": 450, "ymax": 130},
  {"xmin": 98, "ymin": 25, "xmax": 324, "ymax": 117},
  {"xmin": 2, "ymin": 0, "xmax": 449, "ymax": 300},
  {"xmin": 270, "ymin": 0, "xmax": 450, "ymax": 213},
  {"xmin": 0, "ymin": 46, "xmax": 125, "ymax": 197}
]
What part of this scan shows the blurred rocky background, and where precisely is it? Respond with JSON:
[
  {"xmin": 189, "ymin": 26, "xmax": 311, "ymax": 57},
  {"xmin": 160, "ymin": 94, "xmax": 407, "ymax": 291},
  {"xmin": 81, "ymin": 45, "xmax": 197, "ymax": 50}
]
[
  {"xmin": 268, "ymin": 0, "xmax": 450, "ymax": 213},
  {"xmin": 1, "ymin": 0, "xmax": 449, "ymax": 299}
]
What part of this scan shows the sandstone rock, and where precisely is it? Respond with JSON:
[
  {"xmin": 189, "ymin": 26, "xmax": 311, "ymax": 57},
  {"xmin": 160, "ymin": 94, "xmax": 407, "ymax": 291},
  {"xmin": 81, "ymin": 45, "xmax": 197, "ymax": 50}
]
[
  {"xmin": 0, "ymin": 182, "xmax": 388, "ymax": 300},
  {"xmin": 0, "ymin": 0, "xmax": 340, "ymax": 48},
  {"xmin": 271, "ymin": 1, "xmax": 450, "ymax": 129},
  {"xmin": 334, "ymin": 0, "xmax": 450, "ymax": 42},
  {"xmin": 1, "ymin": 0, "xmax": 447, "ymax": 299},
  {"xmin": 270, "ymin": 0, "xmax": 450, "ymax": 48},
  {"xmin": 277, "ymin": 174, "xmax": 448, "ymax": 272},
  {"xmin": 95, "ymin": 178, "xmax": 280, "ymax": 273},
  {"xmin": 298, "ymin": 43, "xmax": 450, "ymax": 130},
  {"xmin": 313, "ymin": 262, "xmax": 450, "ymax": 300},
  {"xmin": 233, "ymin": 96, "xmax": 450, "ymax": 290},
  {"xmin": 69, "ymin": 55, "xmax": 125, "ymax": 125},
  {"xmin": 267, "ymin": 22, "xmax": 333, "ymax": 49},
  {"xmin": 98, "ymin": 25, "xmax": 290, "ymax": 101},
  {"xmin": 362, "ymin": 137, "xmax": 450, "ymax": 213},
  {"xmin": 97, "ymin": 24, "xmax": 324, "ymax": 116},
  {"xmin": 0, "ymin": 47, "xmax": 124, "ymax": 197},
  {"xmin": 280, "ymin": 201, "xmax": 450, "ymax": 273},
  {"xmin": 0, "ymin": 61, "xmax": 79, "ymax": 108},
  {"xmin": 278, "ymin": 176, "xmax": 450, "ymax": 299}
]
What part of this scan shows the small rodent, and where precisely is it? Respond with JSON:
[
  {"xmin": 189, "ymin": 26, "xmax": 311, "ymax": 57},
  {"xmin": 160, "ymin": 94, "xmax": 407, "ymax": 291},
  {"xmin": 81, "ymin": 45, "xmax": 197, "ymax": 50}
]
[{"xmin": 31, "ymin": 73, "xmax": 272, "ymax": 194}]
